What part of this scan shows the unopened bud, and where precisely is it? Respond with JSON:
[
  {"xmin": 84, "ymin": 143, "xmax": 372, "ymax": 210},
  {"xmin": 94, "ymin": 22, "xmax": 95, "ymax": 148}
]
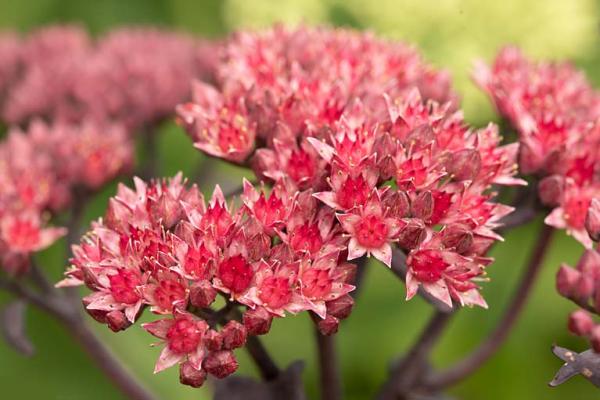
[
  {"xmin": 336, "ymin": 262, "xmax": 357, "ymax": 284},
  {"xmin": 317, "ymin": 315, "xmax": 339, "ymax": 336},
  {"xmin": 326, "ymin": 295, "xmax": 354, "ymax": 320},
  {"xmin": 538, "ymin": 175, "xmax": 564, "ymax": 207},
  {"xmin": 243, "ymin": 307, "xmax": 273, "ymax": 335},
  {"xmin": 574, "ymin": 275, "xmax": 595, "ymax": 303},
  {"xmin": 106, "ymin": 310, "xmax": 130, "ymax": 332},
  {"xmin": 204, "ymin": 350, "xmax": 238, "ymax": 379},
  {"xmin": 585, "ymin": 199, "xmax": 600, "ymax": 242},
  {"xmin": 591, "ymin": 326, "xmax": 600, "ymax": 353},
  {"xmin": 151, "ymin": 195, "xmax": 181, "ymax": 229},
  {"xmin": 221, "ymin": 320, "xmax": 247, "ymax": 350},
  {"xmin": 82, "ymin": 298, "xmax": 107, "ymax": 323},
  {"xmin": 382, "ymin": 191, "xmax": 410, "ymax": 219},
  {"xmin": 441, "ymin": 225, "xmax": 473, "ymax": 254},
  {"xmin": 397, "ymin": 219, "xmax": 426, "ymax": 250},
  {"xmin": 179, "ymin": 362, "xmax": 207, "ymax": 388},
  {"xmin": 568, "ymin": 310, "xmax": 594, "ymax": 336},
  {"xmin": 189, "ymin": 281, "xmax": 217, "ymax": 308},
  {"xmin": 556, "ymin": 264, "xmax": 580, "ymax": 298},
  {"xmin": 203, "ymin": 329, "xmax": 223, "ymax": 352},
  {"xmin": 449, "ymin": 149, "xmax": 481, "ymax": 181},
  {"xmin": 411, "ymin": 191, "xmax": 433, "ymax": 221}
]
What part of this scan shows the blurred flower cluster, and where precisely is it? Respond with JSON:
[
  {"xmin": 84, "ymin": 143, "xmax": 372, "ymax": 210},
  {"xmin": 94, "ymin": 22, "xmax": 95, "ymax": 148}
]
[
  {"xmin": 0, "ymin": 120, "xmax": 132, "ymax": 273},
  {"xmin": 178, "ymin": 26, "xmax": 523, "ymax": 309},
  {"xmin": 476, "ymin": 47, "xmax": 600, "ymax": 248},
  {"xmin": 477, "ymin": 47, "xmax": 600, "ymax": 352},
  {"xmin": 0, "ymin": 25, "xmax": 214, "ymax": 273}
]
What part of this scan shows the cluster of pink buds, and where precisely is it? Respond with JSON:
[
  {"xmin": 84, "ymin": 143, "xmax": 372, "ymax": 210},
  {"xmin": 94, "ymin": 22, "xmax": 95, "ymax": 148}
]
[
  {"xmin": 479, "ymin": 48, "xmax": 600, "ymax": 355},
  {"xmin": 475, "ymin": 47, "xmax": 600, "ymax": 248},
  {"xmin": 557, "ymin": 235, "xmax": 600, "ymax": 351},
  {"xmin": 60, "ymin": 174, "xmax": 356, "ymax": 385},
  {"xmin": 0, "ymin": 120, "xmax": 133, "ymax": 274},
  {"xmin": 177, "ymin": 26, "xmax": 523, "ymax": 309},
  {"xmin": 2, "ymin": 25, "xmax": 214, "ymax": 132}
]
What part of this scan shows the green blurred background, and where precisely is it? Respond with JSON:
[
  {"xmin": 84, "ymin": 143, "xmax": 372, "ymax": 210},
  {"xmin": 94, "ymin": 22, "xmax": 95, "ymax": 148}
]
[{"xmin": 1, "ymin": 0, "xmax": 600, "ymax": 399}]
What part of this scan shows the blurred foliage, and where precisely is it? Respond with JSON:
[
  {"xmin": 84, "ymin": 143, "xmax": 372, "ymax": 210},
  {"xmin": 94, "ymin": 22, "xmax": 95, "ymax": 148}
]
[{"xmin": 0, "ymin": 1, "xmax": 599, "ymax": 399}]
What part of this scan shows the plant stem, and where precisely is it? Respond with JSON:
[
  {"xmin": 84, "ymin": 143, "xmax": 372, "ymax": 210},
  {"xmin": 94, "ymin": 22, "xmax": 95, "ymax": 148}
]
[
  {"xmin": 314, "ymin": 328, "xmax": 342, "ymax": 400},
  {"xmin": 424, "ymin": 223, "xmax": 554, "ymax": 390},
  {"xmin": 246, "ymin": 335, "xmax": 280, "ymax": 381},
  {"xmin": 377, "ymin": 310, "xmax": 453, "ymax": 400},
  {"xmin": 0, "ymin": 276, "xmax": 156, "ymax": 400},
  {"xmin": 67, "ymin": 318, "xmax": 157, "ymax": 400}
]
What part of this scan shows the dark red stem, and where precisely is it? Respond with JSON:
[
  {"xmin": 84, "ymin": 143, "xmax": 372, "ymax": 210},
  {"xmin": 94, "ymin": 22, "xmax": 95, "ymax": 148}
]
[{"xmin": 424, "ymin": 223, "xmax": 554, "ymax": 390}]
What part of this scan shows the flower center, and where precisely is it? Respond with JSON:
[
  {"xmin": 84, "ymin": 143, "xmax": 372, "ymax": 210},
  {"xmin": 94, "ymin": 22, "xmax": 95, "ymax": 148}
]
[
  {"xmin": 109, "ymin": 269, "xmax": 141, "ymax": 304},
  {"xmin": 355, "ymin": 214, "xmax": 388, "ymax": 248},
  {"xmin": 409, "ymin": 250, "xmax": 449, "ymax": 283},
  {"xmin": 218, "ymin": 255, "xmax": 253, "ymax": 294},
  {"xmin": 166, "ymin": 318, "xmax": 202, "ymax": 354}
]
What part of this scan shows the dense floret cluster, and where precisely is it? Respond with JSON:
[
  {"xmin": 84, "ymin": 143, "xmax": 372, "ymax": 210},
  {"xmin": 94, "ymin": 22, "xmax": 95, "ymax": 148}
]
[
  {"xmin": 60, "ymin": 174, "xmax": 356, "ymax": 382},
  {"xmin": 178, "ymin": 26, "xmax": 523, "ymax": 309}
]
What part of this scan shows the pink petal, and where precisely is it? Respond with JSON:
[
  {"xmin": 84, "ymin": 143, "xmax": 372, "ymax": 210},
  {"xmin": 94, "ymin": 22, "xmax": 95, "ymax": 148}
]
[
  {"xmin": 142, "ymin": 318, "xmax": 174, "ymax": 339},
  {"xmin": 422, "ymin": 281, "xmax": 453, "ymax": 308},
  {"xmin": 307, "ymin": 137, "xmax": 335, "ymax": 163},
  {"xmin": 347, "ymin": 238, "xmax": 366, "ymax": 260},
  {"xmin": 154, "ymin": 346, "xmax": 182, "ymax": 374},
  {"xmin": 371, "ymin": 243, "xmax": 392, "ymax": 267}
]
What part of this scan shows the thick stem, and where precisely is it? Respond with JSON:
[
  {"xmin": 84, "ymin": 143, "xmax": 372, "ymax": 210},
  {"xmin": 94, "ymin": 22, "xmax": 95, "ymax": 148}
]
[
  {"xmin": 140, "ymin": 125, "xmax": 159, "ymax": 180},
  {"xmin": 0, "ymin": 277, "xmax": 155, "ymax": 400},
  {"xmin": 377, "ymin": 310, "xmax": 453, "ymax": 400},
  {"xmin": 245, "ymin": 335, "xmax": 280, "ymax": 381},
  {"xmin": 314, "ymin": 329, "xmax": 342, "ymax": 400},
  {"xmin": 67, "ymin": 318, "xmax": 157, "ymax": 400},
  {"xmin": 425, "ymin": 224, "xmax": 554, "ymax": 390}
]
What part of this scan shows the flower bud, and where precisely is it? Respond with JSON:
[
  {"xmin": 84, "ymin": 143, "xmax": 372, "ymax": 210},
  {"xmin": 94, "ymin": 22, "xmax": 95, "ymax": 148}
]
[
  {"xmin": 411, "ymin": 191, "xmax": 433, "ymax": 221},
  {"xmin": 441, "ymin": 225, "xmax": 473, "ymax": 255},
  {"xmin": 449, "ymin": 149, "xmax": 481, "ymax": 181},
  {"xmin": 243, "ymin": 307, "xmax": 273, "ymax": 335},
  {"xmin": 568, "ymin": 310, "xmax": 594, "ymax": 336},
  {"xmin": 204, "ymin": 350, "xmax": 238, "ymax": 379},
  {"xmin": 556, "ymin": 264, "xmax": 580, "ymax": 298},
  {"xmin": 326, "ymin": 295, "xmax": 354, "ymax": 320},
  {"xmin": 82, "ymin": 298, "xmax": 107, "ymax": 323},
  {"xmin": 538, "ymin": 175, "xmax": 564, "ymax": 207},
  {"xmin": 106, "ymin": 310, "xmax": 130, "ymax": 332},
  {"xmin": 585, "ymin": 199, "xmax": 600, "ymax": 242},
  {"xmin": 179, "ymin": 362, "xmax": 207, "ymax": 388},
  {"xmin": 150, "ymin": 194, "xmax": 182, "ymax": 229},
  {"xmin": 397, "ymin": 219, "xmax": 426, "ymax": 250},
  {"xmin": 382, "ymin": 191, "xmax": 410, "ymax": 219},
  {"xmin": 317, "ymin": 315, "xmax": 339, "ymax": 336},
  {"xmin": 576, "ymin": 250, "xmax": 600, "ymax": 276},
  {"xmin": 221, "ymin": 320, "xmax": 247, "ymax": 350},
  {"xmin": 574, "ymin": 275, "xmax": 595, "ymax": 303},
  {"xmin": 591, "ymin": 326, "xmax": 600, "ymax": 353},
  {"xmin": 189, "ymin": 280, "xmax": 217, "ymax": 308},
  {"xmin": 336, "ymin": 262, "xmax": 357, "ymax": 285},
  {"xmin": 203, "ymin": 329, "xmax": 223, "ymax": 352}
]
